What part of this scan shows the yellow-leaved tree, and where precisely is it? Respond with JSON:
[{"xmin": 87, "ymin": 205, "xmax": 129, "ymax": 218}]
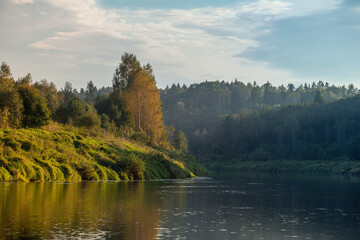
[{"xmin": 114, "ymin": 53, "xmax": 167, "ymax": 146}]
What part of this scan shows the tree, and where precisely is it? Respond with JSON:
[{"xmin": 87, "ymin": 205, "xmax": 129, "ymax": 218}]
[
  {"xmin": 17, "ymin": 73, "xmax": 32, "ymax": 85},
  {"xmin": 287, "ymin": 83, "xmax": 295, "ymax": 92},
  {"xmin": 122, "ymin": 67, "xmax": 165, "ymax": 145},
  {"xmin": 0, "ymin": 62, "xmax": 23, "ymax": 128},
  {"xmin": 112, "ymin": 53, "xmax": 141, "ymax": 92},
  {"xmin": 173, "ymin": 130, "xmax": 188, "ymax": 152},
  {"xmin": 63, "ymin": 81, "xmax": 74, "ymax": 106},
  {"xmin": 66, "ymin": 96, "xmax": 100, "ymax": 128},
  {"xmin": 33, "ymin": 79, "xmax": 59, "ymax": 115},
  {"xmin": 314, "ymin": 91, "xmax": 327, "ymax": 104},
  {"xmin": 17, "ymin": 85, "xmax": 51, "ymax": 128},
  {"xmin": 85, "ymin": 80, "xmax": 97, "ymax": 103},
  {"xmin": 95, "ymin": 93, "xmax": 133, "ymax": 128}
]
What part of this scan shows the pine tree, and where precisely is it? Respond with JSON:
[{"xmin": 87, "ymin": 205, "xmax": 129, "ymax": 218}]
[{"xmin": 85, "ymin": 80, "xmax": 97, "ymax": 103}]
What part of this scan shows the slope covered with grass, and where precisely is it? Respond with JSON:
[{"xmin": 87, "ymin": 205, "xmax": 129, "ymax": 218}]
[{"xmin": 0, "ymin": 128, "xmax": 208, "ymax": 182}]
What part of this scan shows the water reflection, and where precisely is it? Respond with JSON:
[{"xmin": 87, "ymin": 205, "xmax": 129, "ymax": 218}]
[
  {"xmin": 0, "ymin": 173, "xmax": 360, "ymax": 239},
  {"xmin": 0, "ymin": 181, "xmax": 162, "ymax": 239}
]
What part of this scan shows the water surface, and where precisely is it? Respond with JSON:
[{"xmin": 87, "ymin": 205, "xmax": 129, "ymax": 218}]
[{"xmin": 0, "ymin": 172, "xmax": 359, "ymax": 239}]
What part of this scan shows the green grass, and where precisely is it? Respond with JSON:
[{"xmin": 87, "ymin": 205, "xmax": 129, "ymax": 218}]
[
  {"xmin": 206, "ymin": 159, "xmax": 360, "ymax": 175},
  {"xmin": 0, "ymin": 128, "xmax": 207, "ymax": 182}
]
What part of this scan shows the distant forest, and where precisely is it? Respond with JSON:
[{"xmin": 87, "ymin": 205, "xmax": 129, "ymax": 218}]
[
  {"xmin": 160, "ymin": 80, "xmax": 358, "ymax": 135},
  {"xmin": 159, "ymin": 81, "xmax": 360, "ymax": 163}
]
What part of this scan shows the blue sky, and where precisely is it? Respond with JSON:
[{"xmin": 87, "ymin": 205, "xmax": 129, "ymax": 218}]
[{"xmin": 0, "ymin": 0, "xmax": 359, "ymax": 89}]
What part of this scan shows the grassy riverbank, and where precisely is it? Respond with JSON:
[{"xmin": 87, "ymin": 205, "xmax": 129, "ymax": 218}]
[
  {"xmin": 204, "ymin": 160, "xmax": 360, "ymax": 175},
  {"xmin": 0, "ymin": 128, "xmax": 208, "ymax": 182}
]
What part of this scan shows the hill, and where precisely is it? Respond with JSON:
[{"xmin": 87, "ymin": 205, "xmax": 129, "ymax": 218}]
[{"xmin": 0, "ymin": 127, "xmax": 208, "ymax": 182}]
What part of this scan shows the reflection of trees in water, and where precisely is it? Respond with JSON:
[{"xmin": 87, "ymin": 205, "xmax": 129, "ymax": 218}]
[{"xmin": 0, "ymin": 181, "xmax": 162, "ymax": 239}]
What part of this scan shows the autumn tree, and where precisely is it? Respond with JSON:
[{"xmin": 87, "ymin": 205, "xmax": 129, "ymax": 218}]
[
  {"xmin": 122, "ymin": 67, "xmax": 165, "ymax": 144},
  {"xmin": 0, "ymin": 62, "xmax": 23, "ymax": 128},
  {"xmin": 115, "ymin": 53, "xmax": 166, "ymax": 145}
]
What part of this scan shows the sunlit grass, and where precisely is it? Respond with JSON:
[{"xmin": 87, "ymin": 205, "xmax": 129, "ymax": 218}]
[{"xmin": 0, "ymin": 126, "xmax": 206, "ymax": 182}]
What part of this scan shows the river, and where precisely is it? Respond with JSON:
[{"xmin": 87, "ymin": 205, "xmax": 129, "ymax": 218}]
[{"xmin": 0, "ymin": 172, "xmax": 359, "ymax": 239}]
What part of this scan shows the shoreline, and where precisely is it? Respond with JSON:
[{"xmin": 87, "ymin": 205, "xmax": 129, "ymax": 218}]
[{"xmin": 203, "ymin": 159, "xmax": 360, "ymax": 176}]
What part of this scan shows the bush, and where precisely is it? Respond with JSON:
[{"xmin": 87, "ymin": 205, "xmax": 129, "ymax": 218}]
[{"xmin": 120, "ymin": 154, "xmax": 145, "ymax": 180}]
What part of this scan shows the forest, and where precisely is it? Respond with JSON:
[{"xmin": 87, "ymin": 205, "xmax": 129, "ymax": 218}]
[
  {"xmin": 70, "ymin": 71, "xmax": 360, "ymax": 173},
  {"xmin": 160, "ymin": 80, "xmax": 358, "ymax": 137},
  {"xmin": 160, "ymin": 81, "xmax": 360, "ymax": 173},
  {"xmin": 0, "ymin": 54, "xmax": 205, "ymax": 182}
]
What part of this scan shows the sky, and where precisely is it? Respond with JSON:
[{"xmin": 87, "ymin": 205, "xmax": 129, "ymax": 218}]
[{"xmin": 1, "ymin": 0, "xmax": 360, "ymax": 90}]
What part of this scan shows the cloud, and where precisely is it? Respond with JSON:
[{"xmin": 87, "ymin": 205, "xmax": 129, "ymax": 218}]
[
  {"xmin": 1, "ymin": 0, "xmax": 344, "ymax": 88},
  {"xmin": 13, "ymin": 0, "xmax": 33, "ymax": 5}
]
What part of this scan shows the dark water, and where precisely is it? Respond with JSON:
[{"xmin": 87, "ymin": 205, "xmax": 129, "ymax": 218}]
[{"xmin": 0, "ymin": 172, "xmax": 360, "ymax": 240}]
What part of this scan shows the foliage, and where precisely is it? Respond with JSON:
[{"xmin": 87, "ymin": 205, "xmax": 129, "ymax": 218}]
[
  {"xmin": 95, "ymin": 92, "xmax": 133, "ymax": 128},
  {"xmin": 17, "ymin": 85, "xmax": 51, "ymax": 128},
  {"xmin": 33, "ymin": 79, "xmax": 60, "ymax": 114},
  {"xmin": 112, "ymin": 53, "xmax": 141, "ymax": 92},
  {"xmin": 173, "ymin": 130, "xmax": 188, "ymax": 152},
  {"xmin": 119, "ymin": 55, "xmax": 166, "ymax": 146},
  {"xmin": 0, "ymin": 62, "xmax": 23, "ymax": 128},
  {"xmin": 314, "ymin": 90, "xmax": 327, "ymax": 104},
  {"xmin": 0, "ymin": 107, "xmax": 10, "ymax": 128},
  {"xmin": 85, "ymin": 80, "xmax": 97, "ymax": 103},
  {"xmin": 160, "ymin": 80, "xmax": 358, "ymax": 147},
  {"xmin": 193, "ymin": 95, "xmax": 360, "ymax": 167}
]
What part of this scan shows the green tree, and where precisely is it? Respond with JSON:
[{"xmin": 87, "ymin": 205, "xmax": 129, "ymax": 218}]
[
  {"xmin": 17, "ymin": 73, "xmax": 32, "ymax": 85},
  {"xmin": 33, "ymin": 79, "xmax": 59, "ymax": 115},
  {"xmin": 314, "ymin": 90, "xmax": 327, "ymax": 104},
  {"xmin": 65, "ymin": 96, "xmax": 101, "ymax": 128},
  {"xmin": 85, "ymin": 80, "xmax": 97, "ymax": 103},
  {"xmin": 112, "ymin": 53, "xmax": 141, "ymax": 92},
  {"xmin": 17, "ymin": 85, "xmax": 51, "ymax": 128},
  {"xmin": 95, "ymin": 93, "xmax": 133, "ymax": 128},
  {"xmin": 173, "ymin": 130, "xmax": 188, "ymax": 152}
]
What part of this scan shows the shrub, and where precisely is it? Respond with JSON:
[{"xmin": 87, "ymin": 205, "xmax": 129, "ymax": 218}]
[{"xmin": 120, "ymin": 154, "xmax": 145, "ymax": 180}]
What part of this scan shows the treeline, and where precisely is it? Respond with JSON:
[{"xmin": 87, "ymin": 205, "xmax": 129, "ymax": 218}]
[
  {"xmin": 0, "ymin": 53, "xmax": 187, "ymax": 150},
  {"xmin": 192, "ymin": 94, "xmax": 360, "ymax": 162},
  {"xmin": 160, "ymin": 80, "xmax": 358, "ymax": 137}
]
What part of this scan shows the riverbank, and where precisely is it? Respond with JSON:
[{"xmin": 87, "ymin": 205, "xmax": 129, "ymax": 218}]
[
  {"xmin": 204, "ymin": 160, "xmax": 360, "ymax": 175},
  {"xmin": 0, "ymin": 128, "xmax": 208, "ymax": 182}
]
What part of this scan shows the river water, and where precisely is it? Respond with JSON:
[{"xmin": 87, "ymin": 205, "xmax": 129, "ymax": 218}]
[{"xmin": 0, "ymin": 172, "xmax": 359, "ymax": 239}]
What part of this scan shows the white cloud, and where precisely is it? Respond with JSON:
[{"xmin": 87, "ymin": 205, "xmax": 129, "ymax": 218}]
[
  {"xmin": 1, "ymin": 0, "xmax": 343, "ymax": 88},
  {"xmin": 13, "ymin": 0, "xmax": 33, "ymax": 5}
]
